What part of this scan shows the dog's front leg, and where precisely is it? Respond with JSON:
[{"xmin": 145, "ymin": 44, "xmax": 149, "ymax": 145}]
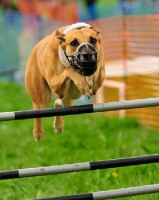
[{"xmin": 50, "ymin": 68, "xmax": 92, "ymax": 98}]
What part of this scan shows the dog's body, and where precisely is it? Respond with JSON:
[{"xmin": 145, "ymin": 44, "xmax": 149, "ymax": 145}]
[{"xmin": 25, "ymin": 23, "xmax": 105, "ymax": 141}]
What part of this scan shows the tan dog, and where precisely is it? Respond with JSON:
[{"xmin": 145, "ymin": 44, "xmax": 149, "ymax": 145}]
[{"xmin": 25, "ymin": 23, "xmax": 105, "ymax": 141}]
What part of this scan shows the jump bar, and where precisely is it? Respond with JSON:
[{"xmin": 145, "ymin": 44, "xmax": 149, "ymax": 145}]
[
  {"xmin": 0, "ymin": 154, "xmax": 159, "ymax": 180},
  {"xmin": 31, "ymin": 183, "xmax": 159, "ymax": 200},
  {"xmin": 0, "ymin": 97, "xmax": 159, "ymax": 121}
]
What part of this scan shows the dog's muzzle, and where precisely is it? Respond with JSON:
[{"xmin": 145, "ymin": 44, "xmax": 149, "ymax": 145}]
[{"xmin": 66, "ymin": 43, "xmax": 98, "ymax": 76}]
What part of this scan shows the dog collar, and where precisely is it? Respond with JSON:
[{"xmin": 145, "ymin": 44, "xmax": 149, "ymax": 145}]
[{"xmin": 59, "ymin": 23, "xmax": 91, "ymax": 67}]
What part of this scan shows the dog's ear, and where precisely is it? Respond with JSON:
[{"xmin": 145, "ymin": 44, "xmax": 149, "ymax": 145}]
[
  {"xmin": 90, "ymin": 26, "xmax": 100, "ymax": 35},
  {"xmin": 55, "ymin": 30, "xmax": 65, "ymax": 44}
]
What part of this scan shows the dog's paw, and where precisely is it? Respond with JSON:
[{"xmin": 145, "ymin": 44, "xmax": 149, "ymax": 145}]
[
  {"xmin": 84, "ymin": 88, "xmax": 92, "ymax": 98},
  {"xmin": 54, "ymin": 126, "xmax": 63, "ymax": 133},
  {"xmin": 33, "ymin": 128, "xmax": 44, "ymax": 142},
  {"xmin": 75, "ymin": 78, "xmax": 92, "ymax": 98}
]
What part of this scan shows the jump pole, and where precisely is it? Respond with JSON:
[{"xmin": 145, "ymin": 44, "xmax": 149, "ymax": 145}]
[
  {"xmin": 30, "ymin": 183, "xmax": 159, "ymax": 200},
  {"xmin": 0, "ymin": 97, "xmax": 159, "ymax": 121},
  {"xmin": 1, "ymin": 154, "xmax": 159, "ymax": 180}
]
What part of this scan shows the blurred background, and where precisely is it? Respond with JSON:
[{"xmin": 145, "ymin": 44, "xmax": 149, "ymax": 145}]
[
  {"xmin": 1, "ymin": 0, "xmax": 159, "ymax": 128},
  {"xmin": 1, "ymin": 2, "xmax": 159, "ymax": 199}
]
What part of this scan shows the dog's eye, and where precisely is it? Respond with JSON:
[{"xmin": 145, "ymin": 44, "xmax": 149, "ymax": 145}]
[
  {"xmin": 70, "ymin": 39, "xmax": 79, "ymax": 47},
  {"xmin": 90, "ymin": 37, "xmax": 97, "ymax": 45}
]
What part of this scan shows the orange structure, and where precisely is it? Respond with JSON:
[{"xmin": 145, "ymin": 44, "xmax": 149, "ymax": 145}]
[{"xmin": 91, "ymin": 15, "xmax": 159, "ymax": 128}]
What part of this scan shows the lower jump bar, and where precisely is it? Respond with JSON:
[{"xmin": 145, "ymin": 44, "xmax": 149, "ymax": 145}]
[
  {"xmin": 0, "ymin": 154, "xmax": 159, "ymax": 180},
  {"xmin": 31, "ymin": 183, "xmax": 159, "ymax": 200},
  {"xmin": 0, "ymin": 97, "xmax": 159, "ymax": 121}
]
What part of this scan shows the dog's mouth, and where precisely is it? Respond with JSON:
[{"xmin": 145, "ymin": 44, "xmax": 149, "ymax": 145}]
[{"xmin": 66, "ymin": 43, "xmax": 98, "ymax": 76}]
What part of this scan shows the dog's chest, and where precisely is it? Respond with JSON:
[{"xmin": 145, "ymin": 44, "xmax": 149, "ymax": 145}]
[
  {"xmin": 66, "ymin": 76, "xmax": 95, "ymax": 99},
  {"xmin": 67, "ymin": 81, "xmax": 82, "ymax": 99}
]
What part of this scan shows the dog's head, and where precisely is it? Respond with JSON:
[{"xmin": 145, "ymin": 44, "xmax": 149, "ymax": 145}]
[{"xmin": 56, "ymin": 26, "xmax": 101, "ymax": 76}]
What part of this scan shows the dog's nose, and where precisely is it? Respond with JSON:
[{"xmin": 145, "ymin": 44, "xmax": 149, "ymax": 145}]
[{"xmin": 80, "ymin": 51, "xmax": 96, "ymax": 62}]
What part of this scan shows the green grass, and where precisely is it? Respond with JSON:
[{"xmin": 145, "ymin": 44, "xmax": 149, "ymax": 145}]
[{"xmin": 0, "ymin": 81, "xmax": 159, "ymax": 200}]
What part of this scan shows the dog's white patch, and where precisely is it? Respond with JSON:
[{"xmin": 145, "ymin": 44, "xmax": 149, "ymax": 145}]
[
  {"xmin": 59, "ymin": 22, "xmax": 91, "ymax": 67},
  {"xmin": 54, "ymin": 99, "xmax": 64, "ymax": 108}
]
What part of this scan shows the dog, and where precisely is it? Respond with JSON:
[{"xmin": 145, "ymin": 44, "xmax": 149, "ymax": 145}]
[{"xmin": 25, "ymin": 22, "xmax": 105, "ymax": 141}]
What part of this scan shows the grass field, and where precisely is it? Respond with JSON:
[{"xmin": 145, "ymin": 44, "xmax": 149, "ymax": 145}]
[{"xmin": 0, "ymin": 81, "xmax": 159, "ymax": 200}]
